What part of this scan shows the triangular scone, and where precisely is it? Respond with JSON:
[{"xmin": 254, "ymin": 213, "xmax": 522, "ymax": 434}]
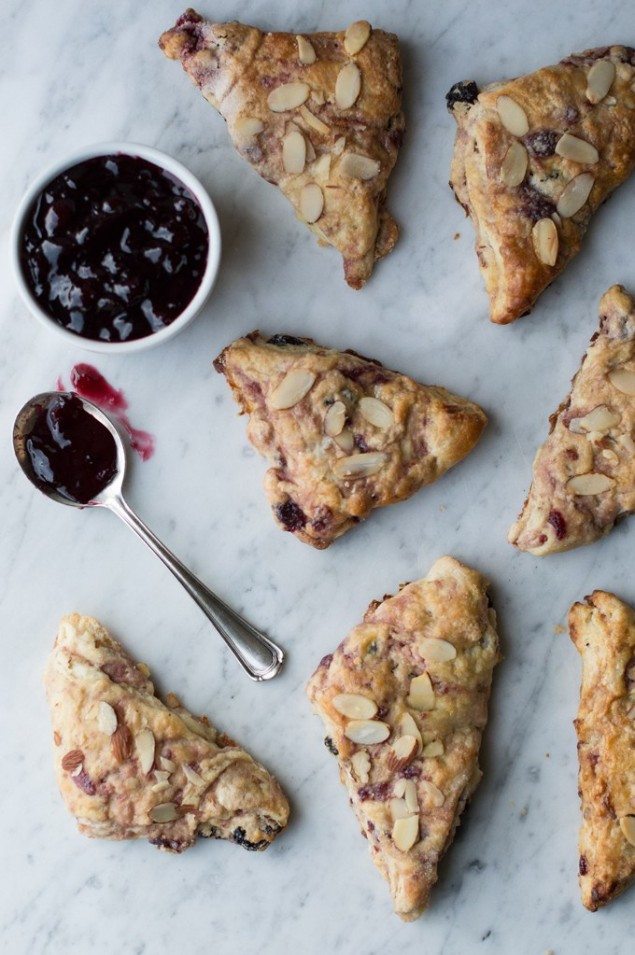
[
  {"xmin": 448, "ymin": 46, "xmax": 635, "ymax": 324},
  {"xmin": 44, "ymin": 614, "xmax": 289, "ymax": 852},
  {"xmin": 569, "ymin": 591, "xmax": 635, "ymax": 910},
  {"xmin": 508, "ymin": 285, "xmax": 635, "ymax": 555},
  {"xmin": 306, "ymin": 557, "xmax": 500, "ymax": 920},
  {"xmin": 159, "ymin": 10, "xmax": 404, "ymax": 289},
  {"xmin": 214, "ymin": 333, "xmax": 487, "ymax": 548}
]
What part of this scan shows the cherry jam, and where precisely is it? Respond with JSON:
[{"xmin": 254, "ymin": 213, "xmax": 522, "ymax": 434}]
[
  {"xmin": 22, "ymin": 393, "xmax": 118, "ymax": 504},
  {"xmin": 20, "ymin": 154, "xmax": 209, "ymax": 342}
]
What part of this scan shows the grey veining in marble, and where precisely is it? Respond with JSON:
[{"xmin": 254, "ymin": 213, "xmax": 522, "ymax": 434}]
[{"xmin": 1, "ymin": 1, "xmax": 635, "ymax": 953}]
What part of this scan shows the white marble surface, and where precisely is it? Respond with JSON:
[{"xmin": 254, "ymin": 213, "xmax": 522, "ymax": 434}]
[{"xmin": 1, "ymin": 1, "xmax": 634, "ymax": 952}]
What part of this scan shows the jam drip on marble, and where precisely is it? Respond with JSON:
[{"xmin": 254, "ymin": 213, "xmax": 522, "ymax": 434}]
[
  {"xmin": 23, "ymin": 393, "xmax": 118, "ymax": 504},
  {"xmin": 57, "ymin": 364, "xmax": 155, "ymax": 461},
  {"xmin": 20, "ymin": 154, "xmax": 208, "ymax": 342}
]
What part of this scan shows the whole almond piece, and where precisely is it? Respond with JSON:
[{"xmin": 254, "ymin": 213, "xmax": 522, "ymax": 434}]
[
  {"xmin": 111, "ymin": 722, "xmax": 133, "ymax": 763},
  {"xmin": 566, "ymin": 472, "xmax": 615, "ymax": 495},
  {"xmin": 61, "ymin": 749, "xmax": 84, "ymax": 772},
  {"xmin": 586, "ymin": 59, "xmax": 615, "ymax": 104},
  {"xmin": 267, "ymin": 81, "xmax": 310, "ymax": 112},
  {"xmin": 97, "ymin": 700, "xmax": 118, "ymax": 736},
  {"xmin": 296, "ymin": 35, "xmax": 316, "ymax": 65},
  {"xmin": 282, "ymin": 130, "xmax": 306, "ymax": 174},
  {"xmin": 300, "ymin": 183, "xmax": 324, "ymax": 224},
  {"xmin": 555, "ymin": 133, "xmax": 599, "ymax": 164},
  {"xmin": 496, "ymin": 96, "xmax": 529, "ymax": 135},
  {"xmin": 270, "ymin": 368, "xmax": 316, "ymax": 409},
  {"xmin": 324, "ymin": 400, "xmax": 346, "ymax": 437},
  {"xmin": 335, "ymin": 63, "xmax": 361, "ymax": 109},
  {"xmin": 403, "ymin": 779, "xmax": 418, "ymax": 814},
  {"xmin": 332, "ymin": 452, "xmax": 386, "ymax": 479},
  {"xmin": 532, "ymin": 218, "xmax": 559, "ymax": 266},
  {"xmin": 135, "ymin": 728, "xmax": 155, "ymax": 775},
  {"xmin": 344, "ymin": 719, "xmax": 390, "ymax": 745},
  {"xmin": 344, "ymin": 21, "xmax": 371, "ymax": 56},
  {"xmin": 332, "ymin": 692, "xmax": 378, "ymax": 719},
  {"xmin": 392, "ymin": 815, "xmax": 419, "ymax": 852},
  {"xmin": 340, "ymin": 152, "xmax": 380, "ymax": 180},
  {"xmin": 407, "ymin": 673, "xmax": 435, "ymax": 711},
  {"xmin": 386, "ymin": 734, "xmax": 418, "ymax": 771},
  {"xmin": 359, "ymin": 396, "xmax": 393, "ymax": 429},
  {"xmin": 500, "ymin": 141, "xmax": 528, "ymax": 187},
  {"xmin": 557, "ymin": 173, "xmax": 594, "ymax": 218}
]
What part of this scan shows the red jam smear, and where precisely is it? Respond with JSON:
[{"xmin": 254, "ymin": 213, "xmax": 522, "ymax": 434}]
[
  {"xmin": 20, "ymin": 154, "xmax": 208, "ymax": 342},
  {"xmin": 58, "ymin": 364, "xmax": 155, "ymax": 461},
  {"xmin": 23, "ymin": 393, "xmax": 118, "ymax": 504}
]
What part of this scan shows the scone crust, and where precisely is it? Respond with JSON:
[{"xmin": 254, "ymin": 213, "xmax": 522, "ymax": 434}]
[
  {"xmin": 449, "ymin": 46, "xmax": 635, "ymax": 324},
  {"xmin": 306, "ymin": 557, "xmax": 500, "ymax": 920},
  {"xmin": 569, "ymin": 591, "xmax": 635, "ymax": 910},
  {"xmin": 508, "ymin": 285, "xmax": 635, "ymax": 555},
  {"xmin": 160, "ymin": 9, "xmax": 404, "ymax": 288},
  {"xmin": 215, "ymin": 333, "xmax": 487, "ymax": 548},
  {"xmin": 45, "ymin": 614, "xmax": 289, "ymax": 851}
]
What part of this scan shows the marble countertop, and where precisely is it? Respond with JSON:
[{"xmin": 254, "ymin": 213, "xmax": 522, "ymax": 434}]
[{"xmin": 1, "ymin": 1, "xmax": 634, "ymax": 953}]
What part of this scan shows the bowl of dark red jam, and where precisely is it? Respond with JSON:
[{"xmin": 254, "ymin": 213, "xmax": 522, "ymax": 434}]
[{"xmin": 12, "ymin": 143, "xmax": 221, "ymax": 353}]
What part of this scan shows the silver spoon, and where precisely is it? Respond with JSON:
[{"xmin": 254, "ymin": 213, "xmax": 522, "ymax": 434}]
[{"xmin": 13, "ymin": 392, "xmax": 285, "ymax": 682}]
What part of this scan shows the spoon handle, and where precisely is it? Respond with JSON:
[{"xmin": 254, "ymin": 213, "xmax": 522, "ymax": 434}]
[{"xmin": 107, "ymin": 495, "xmax": 285, "ymax": 682}]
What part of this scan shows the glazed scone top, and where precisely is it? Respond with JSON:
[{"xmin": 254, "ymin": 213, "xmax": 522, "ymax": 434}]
[
  {"xmin": 509, "ymin": 284, "xmax": 635, "ymax": 555},
  {"xmin": 160, "ymin": 10, "xmax": 404, "ymax": 288},
  {"xmin": 569, "ymin": 591, "xmax": 635, "ymax": 910},
  {"xmin": 215, "ymin": 333, "xmax": 487, "ymax": 548},
  {"xmin": 307, "ymin": 557, "xmax": 500, "ymax": 920},
  {"xmin": 45, "ymin": 614, "xmax": 289, "ymax": 851},
  {"xmin": 449, "ymin": 46, "xmax": 635, "ymax": 323}
]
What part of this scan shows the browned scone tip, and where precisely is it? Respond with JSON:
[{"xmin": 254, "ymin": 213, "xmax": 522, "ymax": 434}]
[
  {"xmin": 306, "ymin": 556, "xmax": 500, "ymax": 920},
  {"xmin": 569, "ymin": 590, "xmax": 635, "ymax": 910},
  {"xmin": 45, "ymin": 614, "xmax": 289, "ymax": 853},
  {"xmin": 159, "ymin": 11, "xmax": 404, "ymax": 288},
  {"xmin": 508, "ymin": 284, "xmax": 635, "ymax": 556},
  {"xmin": 448, "ymin": 47, "xmax": 635, "ymax": 324},
  {"xmin": 214, "ymin": 332, "xmax": 486, "ymax": 548}
]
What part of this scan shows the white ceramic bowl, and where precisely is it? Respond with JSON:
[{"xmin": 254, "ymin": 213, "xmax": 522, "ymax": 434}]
[{"xmin": 11, "ymin": 142, "xmax": 221, "ymax": 354}]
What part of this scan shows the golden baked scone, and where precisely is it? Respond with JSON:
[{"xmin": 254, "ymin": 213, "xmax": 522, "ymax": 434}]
[
  {"xmin": 159, "ymin": 10, "xmax": 404, "ymax": 288},
  {"xmin": 448, "ymin": 46, "xmax": 635, "ymax": 324},
  {"xmin": 306, "ymin": 557, "xmax": 500, "ymax": 920},
  {"xmin": 569, "ymin": 591, "xmax": 635, "ymax": 910},
  {"xmin": 214, "ymin": 333, "xmax": 487, "ymax": 548},
  {"xmin": 45, "ymin": 614, "xmax": 289, "ymax": 852},
  {"xmin": 508, "ymin": 285, "xmax": 635, "ymax": 555}
]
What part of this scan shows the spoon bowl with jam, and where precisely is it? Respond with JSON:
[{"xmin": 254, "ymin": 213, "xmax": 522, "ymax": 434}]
[{"xmin": 14, "ymin": 392, "xmax": 283, "ymax": 681}]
